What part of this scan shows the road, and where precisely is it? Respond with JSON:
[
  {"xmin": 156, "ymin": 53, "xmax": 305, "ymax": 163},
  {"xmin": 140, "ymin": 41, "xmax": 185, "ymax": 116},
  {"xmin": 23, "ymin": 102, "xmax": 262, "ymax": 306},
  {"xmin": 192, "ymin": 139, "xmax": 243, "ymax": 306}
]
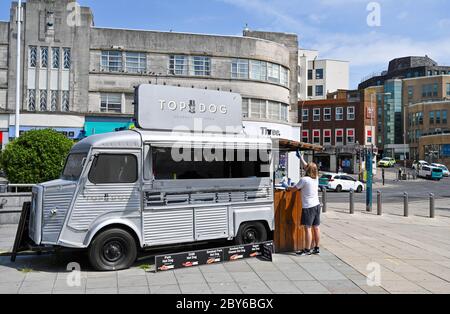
[{"xmin": 322, "ymin": 167, "xmax": 450, "ymax": 205}]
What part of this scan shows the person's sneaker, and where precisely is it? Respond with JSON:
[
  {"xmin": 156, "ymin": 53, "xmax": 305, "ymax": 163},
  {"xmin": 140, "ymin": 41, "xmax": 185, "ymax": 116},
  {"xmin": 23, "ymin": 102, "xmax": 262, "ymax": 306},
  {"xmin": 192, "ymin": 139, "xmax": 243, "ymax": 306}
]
[
  {"xmin": 296, "ymin": 249, "xmax": 312, "ymax": 256},
  {"xmin": 312, "ymin": 247, "xmax": 320, "ymax": 255}
]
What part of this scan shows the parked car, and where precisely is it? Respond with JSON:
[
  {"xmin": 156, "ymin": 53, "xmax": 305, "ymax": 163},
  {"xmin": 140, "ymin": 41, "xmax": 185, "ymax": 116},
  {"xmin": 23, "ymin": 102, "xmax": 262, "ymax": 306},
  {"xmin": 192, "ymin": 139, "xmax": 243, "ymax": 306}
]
[
  {"xmin": 319, "ymin": 173, "xmax": 364, "ymax": 193},
  {"xmin": 418, "ymin": 165, "xmax": 443, "ymax": 181},
  {"xmin": 412, "ymin": 160, "xmax": 429, "ymax": 170},
  {"xmin": 378, "ymin": 157, "xmax": 396, "ymax": 168},
  {"xmin": 431, "ymin": 163, "xmax": 450, "ymax": 177}
]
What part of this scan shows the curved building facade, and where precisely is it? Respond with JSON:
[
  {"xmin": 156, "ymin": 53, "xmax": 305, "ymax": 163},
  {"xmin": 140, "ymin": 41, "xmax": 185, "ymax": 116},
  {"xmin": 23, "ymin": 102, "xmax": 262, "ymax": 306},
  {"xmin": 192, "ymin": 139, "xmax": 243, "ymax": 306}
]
[{"xmin": 1, "ymin": 0, "xmax": 302, "ymax": 181}]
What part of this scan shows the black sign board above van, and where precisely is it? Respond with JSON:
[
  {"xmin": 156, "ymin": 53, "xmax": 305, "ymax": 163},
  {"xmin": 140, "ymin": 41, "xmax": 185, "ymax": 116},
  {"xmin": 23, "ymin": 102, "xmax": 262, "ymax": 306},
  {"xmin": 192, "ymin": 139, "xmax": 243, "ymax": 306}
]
[{"xmin": 135, "ymin": 85, "xmax": 243, "ymax": 134}]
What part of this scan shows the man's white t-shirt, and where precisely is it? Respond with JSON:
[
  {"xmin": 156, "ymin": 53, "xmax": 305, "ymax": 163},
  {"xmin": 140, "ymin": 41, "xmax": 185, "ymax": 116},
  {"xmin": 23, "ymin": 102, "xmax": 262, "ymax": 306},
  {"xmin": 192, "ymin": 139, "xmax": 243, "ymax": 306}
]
[{"xmin": 295, "ymin": 177, "xmax": 320, "ymax": 209}]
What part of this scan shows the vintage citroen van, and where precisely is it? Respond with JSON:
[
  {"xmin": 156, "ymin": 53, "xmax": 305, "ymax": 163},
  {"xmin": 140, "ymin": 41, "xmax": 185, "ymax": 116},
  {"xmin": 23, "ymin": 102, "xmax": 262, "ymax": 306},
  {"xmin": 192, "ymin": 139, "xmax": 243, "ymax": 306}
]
[{"xmin": 27, "ymin": 85, "xmax": 275, "ymax": 270}]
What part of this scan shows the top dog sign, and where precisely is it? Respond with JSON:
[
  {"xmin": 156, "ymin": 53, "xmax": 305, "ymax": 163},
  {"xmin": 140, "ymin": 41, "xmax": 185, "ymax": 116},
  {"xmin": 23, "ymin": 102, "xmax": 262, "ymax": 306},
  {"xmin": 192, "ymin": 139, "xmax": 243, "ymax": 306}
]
[{"xmin": 135, "ymin": 85, "xmax": 243, "ymax": 133}]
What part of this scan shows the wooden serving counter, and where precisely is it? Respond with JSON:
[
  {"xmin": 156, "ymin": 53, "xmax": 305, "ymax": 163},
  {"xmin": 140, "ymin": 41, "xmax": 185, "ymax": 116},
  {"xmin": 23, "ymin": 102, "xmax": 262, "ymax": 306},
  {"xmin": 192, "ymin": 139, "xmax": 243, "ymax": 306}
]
[{"xmin": 274, "ymin": 190, "xmax": 313, "ymax": 253}]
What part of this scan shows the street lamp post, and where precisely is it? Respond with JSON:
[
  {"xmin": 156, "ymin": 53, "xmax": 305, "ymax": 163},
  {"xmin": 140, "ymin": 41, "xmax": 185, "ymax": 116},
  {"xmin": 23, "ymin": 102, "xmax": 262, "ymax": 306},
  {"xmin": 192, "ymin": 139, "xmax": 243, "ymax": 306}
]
[
  {"xmin": 15, "ymin": 0, "xmax": 22, "ymax": 139},
  {"xmin": 366, "ymin": 92, "xmax": 391, "ymax": 212},
  {"xmin": 403, "ymin": 103, "xmax": 408, "ymax": 173}
]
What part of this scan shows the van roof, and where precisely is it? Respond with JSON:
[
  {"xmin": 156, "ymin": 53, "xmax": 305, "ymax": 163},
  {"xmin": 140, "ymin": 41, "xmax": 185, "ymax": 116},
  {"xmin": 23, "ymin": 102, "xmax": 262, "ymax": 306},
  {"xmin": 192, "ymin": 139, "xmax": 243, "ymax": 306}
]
[{"xmin": 71, "ymin": 129, "xmax": 272, "ymax": 152}]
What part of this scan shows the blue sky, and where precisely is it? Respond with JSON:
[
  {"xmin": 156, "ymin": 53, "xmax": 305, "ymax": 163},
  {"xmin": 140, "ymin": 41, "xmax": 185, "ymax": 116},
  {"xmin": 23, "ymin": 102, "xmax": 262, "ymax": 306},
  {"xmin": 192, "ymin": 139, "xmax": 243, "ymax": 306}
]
[{"xmin": 1, "ymin": 0, "xmax": 450, "ymax": 88}]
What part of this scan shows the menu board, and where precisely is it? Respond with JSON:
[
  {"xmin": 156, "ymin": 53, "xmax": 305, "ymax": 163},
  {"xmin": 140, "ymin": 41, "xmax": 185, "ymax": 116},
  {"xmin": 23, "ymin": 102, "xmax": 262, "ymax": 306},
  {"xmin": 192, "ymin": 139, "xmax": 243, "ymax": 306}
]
[{"xmin": 155, "ymin": 241, "xmax": 273, "ymax": 272}]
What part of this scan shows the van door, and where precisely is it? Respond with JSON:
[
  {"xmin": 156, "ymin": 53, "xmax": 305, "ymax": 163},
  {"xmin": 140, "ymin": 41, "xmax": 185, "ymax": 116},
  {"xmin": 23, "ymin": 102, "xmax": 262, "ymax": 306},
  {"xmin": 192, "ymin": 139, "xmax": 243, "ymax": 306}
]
[{"xmin": 68, "ymin": 150, "xmax": 141, "ymax": 232}]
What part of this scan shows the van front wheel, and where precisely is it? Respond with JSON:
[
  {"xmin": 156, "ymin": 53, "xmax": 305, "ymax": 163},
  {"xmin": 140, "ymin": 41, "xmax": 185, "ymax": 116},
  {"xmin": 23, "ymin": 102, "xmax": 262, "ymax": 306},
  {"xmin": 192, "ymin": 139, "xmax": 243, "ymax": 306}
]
[
  {"xmin": 235, "ymin": 222, "xmax": 267, "ymax": 245},
  {"xmin": 88, "ymin": 228, "xmax": 137, "ymax": 271}
]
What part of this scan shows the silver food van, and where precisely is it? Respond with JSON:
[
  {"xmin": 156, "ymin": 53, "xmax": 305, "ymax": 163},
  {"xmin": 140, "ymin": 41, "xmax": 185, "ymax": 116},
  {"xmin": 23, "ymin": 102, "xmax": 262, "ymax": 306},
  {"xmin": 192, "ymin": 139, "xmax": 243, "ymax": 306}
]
[{"xmin": 27, "ymin": 85, "xmax": 275, "ymax": 270}]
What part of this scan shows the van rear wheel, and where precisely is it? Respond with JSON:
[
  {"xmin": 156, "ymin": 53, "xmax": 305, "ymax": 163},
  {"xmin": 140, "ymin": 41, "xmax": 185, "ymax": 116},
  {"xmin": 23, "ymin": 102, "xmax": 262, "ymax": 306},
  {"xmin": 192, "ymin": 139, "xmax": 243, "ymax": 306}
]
[
  {"xmin": 235, "ymin": 222, "xmax": 267, "ymax": 245},
  {"xmin": 88, "ymin": 228, "xmax": 137, "ymax": 271}
]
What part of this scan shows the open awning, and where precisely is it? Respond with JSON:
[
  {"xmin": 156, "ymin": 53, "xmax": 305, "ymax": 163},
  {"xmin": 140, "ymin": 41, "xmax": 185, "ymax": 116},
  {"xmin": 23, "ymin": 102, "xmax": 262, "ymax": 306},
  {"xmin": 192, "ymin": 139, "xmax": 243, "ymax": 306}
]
[{"xmin": 274, "ymin": 139, "xmax": 323, "ymax": 152}]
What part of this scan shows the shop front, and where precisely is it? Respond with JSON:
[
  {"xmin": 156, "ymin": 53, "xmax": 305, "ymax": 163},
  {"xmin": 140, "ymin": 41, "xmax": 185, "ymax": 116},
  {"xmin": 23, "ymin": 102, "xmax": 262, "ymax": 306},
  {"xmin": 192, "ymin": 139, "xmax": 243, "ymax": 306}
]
[
  {"xmin": 83, "ymin": 116, "xmax": 135, "ymax": 137},
  {"xmin": 8, "ymin": 113, "xmax": 85, "ymax": 142},
  {"xmin": 243, "ymin": 121, "xmax": 302, "ymax": 184}
]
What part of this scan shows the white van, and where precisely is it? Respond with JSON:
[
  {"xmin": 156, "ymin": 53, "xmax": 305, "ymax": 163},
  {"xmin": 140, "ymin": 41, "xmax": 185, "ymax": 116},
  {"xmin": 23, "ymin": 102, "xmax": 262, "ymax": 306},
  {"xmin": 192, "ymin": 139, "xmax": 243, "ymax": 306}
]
[{"xmin": 27, "ymin": 85, "xmax": 275, "ymax": 270}]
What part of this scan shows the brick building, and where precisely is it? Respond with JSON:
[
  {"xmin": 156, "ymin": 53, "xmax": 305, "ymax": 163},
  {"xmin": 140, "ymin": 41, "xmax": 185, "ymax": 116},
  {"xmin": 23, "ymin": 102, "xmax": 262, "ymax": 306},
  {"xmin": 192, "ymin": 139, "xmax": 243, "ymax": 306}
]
[
  {"xmin": 404, "ymin": 75, "xmax": 450, "ymax": 166},
  {"xmin": 300, "ymin": 90, "xmax": 375, "ymax": 174}
]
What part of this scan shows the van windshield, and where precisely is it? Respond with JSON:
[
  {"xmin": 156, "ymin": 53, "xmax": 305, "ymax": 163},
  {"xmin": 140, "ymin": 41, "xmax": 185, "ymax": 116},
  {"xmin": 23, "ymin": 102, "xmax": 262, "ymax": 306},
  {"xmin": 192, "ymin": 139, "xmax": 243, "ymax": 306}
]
[{"xmin": 62, "ymin": 153, "xmax": 87, "ymax": 181}]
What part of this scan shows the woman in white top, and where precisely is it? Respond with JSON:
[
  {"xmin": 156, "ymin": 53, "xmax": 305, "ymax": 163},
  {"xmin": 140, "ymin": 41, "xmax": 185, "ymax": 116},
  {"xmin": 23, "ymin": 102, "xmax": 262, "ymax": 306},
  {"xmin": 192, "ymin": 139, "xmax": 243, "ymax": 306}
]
[{"xmin": 288, "ymin": 153, "xmax": 321, "ymax": 256}]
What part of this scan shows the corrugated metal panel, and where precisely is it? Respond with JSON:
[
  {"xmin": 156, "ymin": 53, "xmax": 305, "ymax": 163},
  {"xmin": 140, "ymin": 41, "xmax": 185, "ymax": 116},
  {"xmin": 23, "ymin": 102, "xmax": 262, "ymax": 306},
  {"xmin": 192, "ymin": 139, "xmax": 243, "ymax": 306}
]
[
  {"xmin": 144, "ymin": 187, "xmax": 272, "ymax": 208},
  {"xmin": 69, "ymin": 185, "xmax": 140, "ymax": 231},
  {"xmin": 195, "ymin": 207, "xmax": 228, "ymax": 240},
  {"xmin": 143, "ymin": 209, "xmax": 194, "ymax": 246},
  {"xmin": 42, "ymin": 186, "xmax": 76, "ymax": 243}
]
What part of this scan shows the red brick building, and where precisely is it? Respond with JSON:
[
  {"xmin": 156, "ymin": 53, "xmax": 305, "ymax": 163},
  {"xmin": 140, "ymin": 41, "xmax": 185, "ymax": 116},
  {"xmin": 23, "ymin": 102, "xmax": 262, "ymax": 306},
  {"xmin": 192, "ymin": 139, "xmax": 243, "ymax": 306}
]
[{"xmin": 299, "ymin": 90, "xmax": 376, "ymax": 174}]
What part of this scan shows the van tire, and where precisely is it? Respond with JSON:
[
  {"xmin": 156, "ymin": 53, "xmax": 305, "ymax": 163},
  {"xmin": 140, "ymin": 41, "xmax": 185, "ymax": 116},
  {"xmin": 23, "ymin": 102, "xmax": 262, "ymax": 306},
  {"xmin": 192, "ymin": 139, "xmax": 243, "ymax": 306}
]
[
  {"xmin": 88, "ymin": 228, "xmax": 137, "ymax": 271},
  {"xmin": 235, "ymin": 222, "xmax": 267, "ymax": 245},
  {"xmin": 335, "ymin": 185, "xmax": 342, "ymax": 193},
  {"xmin": 356, "ymin": 185, "xmax": 363, "ymax": 193}
]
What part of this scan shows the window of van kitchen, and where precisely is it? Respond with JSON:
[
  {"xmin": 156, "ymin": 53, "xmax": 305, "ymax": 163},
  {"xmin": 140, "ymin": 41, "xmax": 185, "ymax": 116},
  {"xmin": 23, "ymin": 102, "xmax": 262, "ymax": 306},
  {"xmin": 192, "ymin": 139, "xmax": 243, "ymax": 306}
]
[{"xmin": 151, "ymin": 147, "xmax": 270, "ymax": 180}]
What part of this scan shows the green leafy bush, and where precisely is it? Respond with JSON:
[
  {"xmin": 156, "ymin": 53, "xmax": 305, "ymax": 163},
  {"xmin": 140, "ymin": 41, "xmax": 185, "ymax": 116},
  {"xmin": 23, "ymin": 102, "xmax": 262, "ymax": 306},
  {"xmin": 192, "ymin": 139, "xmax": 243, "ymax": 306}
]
[{"xmin": 0, "ymin": 129, "xmax": 74, "ymax": 184}]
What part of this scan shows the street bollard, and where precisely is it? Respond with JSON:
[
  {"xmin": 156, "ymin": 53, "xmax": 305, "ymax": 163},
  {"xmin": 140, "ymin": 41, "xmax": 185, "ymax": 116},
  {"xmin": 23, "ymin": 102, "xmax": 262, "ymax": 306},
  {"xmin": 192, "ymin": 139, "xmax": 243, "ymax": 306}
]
[
  {"xmin": 322, "ymin": 189, "xmax": 327, "ymax": 213},
  {"xmin": 430, "ymin": 193, "xmax": 435, "ymax": 218},
  {"xmin": 350, "ymin": 189, "xmax": 354, "ymax": 214},
  {"xmin": 403, "ymin": 192, "xmax": 409, "ymax": 217},
  {"xmin": 377, "ymin": 191, "xmax": 382, "ymax": 216}
]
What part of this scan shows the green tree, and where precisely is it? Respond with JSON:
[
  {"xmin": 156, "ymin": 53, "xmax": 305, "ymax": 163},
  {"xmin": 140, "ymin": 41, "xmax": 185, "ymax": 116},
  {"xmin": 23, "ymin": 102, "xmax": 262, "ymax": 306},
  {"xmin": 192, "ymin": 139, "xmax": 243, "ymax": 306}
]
[{"xmin": 0, "ymin": 129, "xmax": 73, "ymax": 184}]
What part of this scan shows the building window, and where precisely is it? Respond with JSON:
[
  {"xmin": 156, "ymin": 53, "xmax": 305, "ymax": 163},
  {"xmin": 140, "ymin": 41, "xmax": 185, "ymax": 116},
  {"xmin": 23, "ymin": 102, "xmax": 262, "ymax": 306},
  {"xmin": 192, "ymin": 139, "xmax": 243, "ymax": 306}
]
[
  {"xmin": 316, "ymin": 69, "xmax": 324, "ymax": 80},
  {"xmin": 29, "ymin": 46, "xmax": 37, "ymax": 68},
  {"xmin": 231, "ymin": 59, "xmax": 249, "ymax": 79},
  {"xmin": 315, "ymin": 85, "xmax": 324, "ymax": 97},
  {"xmin": 280, "ymin": 104, "xmax": 288, "ymax": 122},
  {"xmin": 169, "ymin": 55, "xmax": 188, "ymax": 75},
  {"xmin": 242, "ymin": 98, "xmax": 249, "ymax": 118},
  {"xmin": 307, "ymin": 86, "xmax": 313, "ymax": 97},
  {"xmin": 422, "ymin": 84, "xmax": 437, "ymax": 97},
  {"xmin": 125, "ymin": 52, "xmax": 146, "ymax": 73},
  {"xmin": 324, "ymin": 108, "xmax": 331, "ymax": 121},
  {"xmin": 308, "ymin": 69, "xmax": 313, "ymax": 80},
  {"xmin": 62, "ymin": 91, "xmax": 70, "ymax": 111},
  {"xmin": 50, "ymin": 90, "xmax": 58, "ymax": 111},
  {"xmin": 336, "ymin": 107, "xmax": 344, "ymax": 120},
  {"xmin": 436, "ymin": 110, "xmax": 441, "ymax": 124},
  {"xmin": 41, "ymin": 47, "xmax": 48, "ymax": 68},
  {"xmin": 433, "ymin": 83, "xmax": 438, "ymax": 97},
  {"xmin": 419, "ymin": 112, "xmax": 424, "ymax": 125},
  {"xmin": 430, "ymin": 111, "xmax": 435, "ymax": 124},
  {"xmin": 301, "ymin": 130, "xmax": 309, "ymax": 143},
  {"xmin": 302, "ymin": 109, "xmax": 309, "ymax": 122},
  {"xmin": 101, "ymin": 50, "xmax": 122, "ymax": 72},
  {"xmin": 335, "ymin": 129, "xmax": 344, "ymax": 145},
  {"xmin": 347, "ymin": 129, "xmax": 355, "ymax": 144},
  {"xmin": 347, "ymin": 106, "xmax": 355, "ymax": 120},
  {"xmin": 408, "ymin": 86, "xmax": 413, "ymax": 99},
  {"xmin": 443, "ymin": 110, "xmax": 448, "ymax": 124},
  {"xmin": 192, "ymin": 56, "xmax": 211, "ymax": 76},
  {"xmin": 39, "ymin": 90, "xmax": 47, "ymax": 111},
  {"xmin": 52, "ymin": 47, "xmax": 60, "ymax": 69},
  {"xmin": 250, "ymin": 99, "xmax": 267, "ymax": 119},
  {"xmin": 267, "ymin": 63, "xmax": 280, "ymax": 84},
  {"xmin": 323, "ymin": 129, "xmax": 331, "ymax": 145},
  {"xmin": 268, "ymin": 101, "xmax": 281, "ymax": 121},
  {"xmin": 447, "ymin": 83, "xmax": 450, "ymax": 96},
  {"xmin": 280, "ymin": 67, "xmax": 289, "ymax": 87},
  {"xmin": 250, "ymin": 60, "xmax": 267, "ymax": 81},
  {"xmin": 312, "ymin": 130, "xmax": 320, "ymax": 144},
  {"xmin": 63, "ymin": 48, "xmax": 71, "ymax": 69},
  {"xmin": 428, "ymin": 70, "xmax": 433, "ymax": 76},
  {"xmin": 28, "ymin": 89, "xmax": 36, "ymax": 111},
  {"xmin": 101, "ymin": 93, "xmax": 122, "ymax": 113},
  {"xmin": 313, "ymin": 108, "xmax": 320, "ymax": 121}
]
